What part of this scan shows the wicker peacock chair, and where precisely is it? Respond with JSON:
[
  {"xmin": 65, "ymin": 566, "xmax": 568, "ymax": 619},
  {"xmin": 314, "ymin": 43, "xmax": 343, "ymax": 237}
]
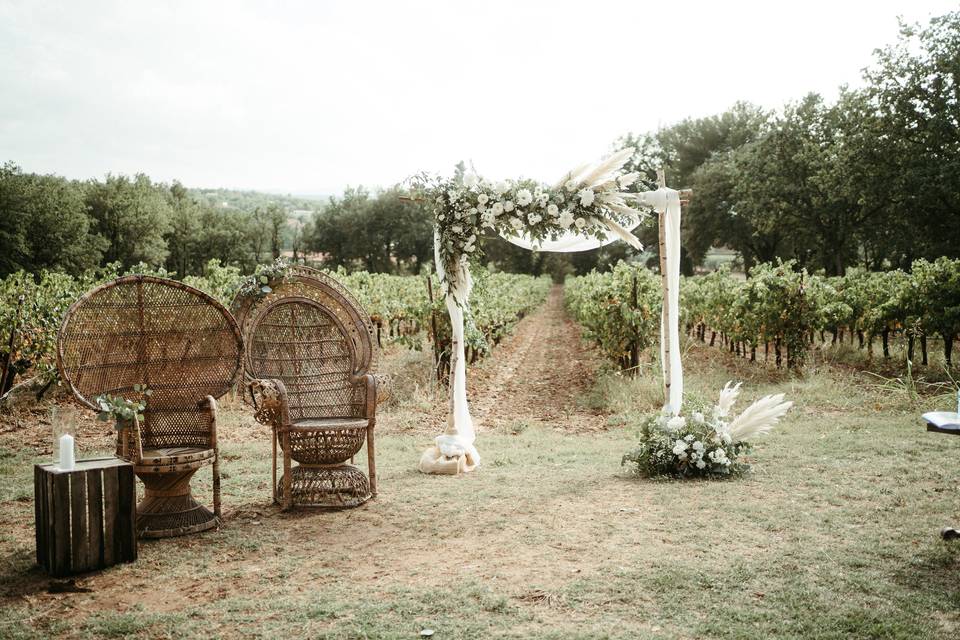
[
  {"xmin": 235, "ymin": 267, "xmax": 383, "ymax": 509},
  {"xmin": 57, "ymin": 275, "xmax": 244, "ymax": 538}
]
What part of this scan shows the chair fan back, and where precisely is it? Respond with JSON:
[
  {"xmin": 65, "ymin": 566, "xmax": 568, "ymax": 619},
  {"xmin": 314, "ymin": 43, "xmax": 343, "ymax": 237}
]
[{"xmin": 57, "ymin": 275, "xmax": 244, "ymax": 448}]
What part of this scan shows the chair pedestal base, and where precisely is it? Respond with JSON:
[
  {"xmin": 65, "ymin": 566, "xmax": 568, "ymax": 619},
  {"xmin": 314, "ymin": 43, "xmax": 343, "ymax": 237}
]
[
  {"xmin": 278, "ymin": 464, "xmax": 371, "ymax": 509},
  {"xmin": 136, "ymin": 468, "xmax": 218, "ymax": 538}
]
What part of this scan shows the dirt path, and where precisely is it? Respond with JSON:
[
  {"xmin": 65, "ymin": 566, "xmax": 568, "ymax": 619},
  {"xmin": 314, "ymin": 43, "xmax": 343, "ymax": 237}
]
[{"xmin": 469, "ymin": 285, "xmax": 610, "ymax": 433}]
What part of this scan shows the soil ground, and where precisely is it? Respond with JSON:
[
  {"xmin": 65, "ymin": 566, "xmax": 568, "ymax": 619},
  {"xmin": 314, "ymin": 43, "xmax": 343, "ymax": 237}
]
[{"xmin": 1, "ymin": 291, "xmax": 959, "ymax": 639}]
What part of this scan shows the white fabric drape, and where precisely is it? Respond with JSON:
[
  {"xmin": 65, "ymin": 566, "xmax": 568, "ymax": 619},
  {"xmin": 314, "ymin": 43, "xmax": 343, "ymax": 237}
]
[
  {"xmin": 639, "ymin": 189, "xmax": 683, "ymax": 414},
  {"xmin": 500, "ymin": 212, "xmax": 644, "ymax": 253},
  {"xmin": 419, "ymin": 232, "xmax": 480, "ymax": 474},
  {"xmin": 420, "ymin": 188, "xmax": 683, "ymax": 474}
]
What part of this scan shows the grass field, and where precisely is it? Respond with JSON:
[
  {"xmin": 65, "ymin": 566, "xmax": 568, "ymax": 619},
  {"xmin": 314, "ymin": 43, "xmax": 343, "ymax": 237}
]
[{"xmin": 1, "ymin": 329, "xmax": 959, "ymax": 639}]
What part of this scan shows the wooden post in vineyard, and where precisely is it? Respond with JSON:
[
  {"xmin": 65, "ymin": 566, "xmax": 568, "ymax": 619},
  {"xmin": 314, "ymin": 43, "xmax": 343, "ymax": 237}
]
[
  {"xmin": 425, "ymin": 274, "xmax": 443, "ymax": 382},
  {"xmin": 630, "ymin": 270, "xmax": 639, "ymax": 375},
  {"xmin": 656, "ymin": 168, "xmax": 671, "ymax": 407}
]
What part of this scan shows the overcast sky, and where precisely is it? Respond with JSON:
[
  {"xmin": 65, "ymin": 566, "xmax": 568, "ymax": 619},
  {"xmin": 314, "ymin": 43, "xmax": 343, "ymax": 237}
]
[{"xmin": 0, "ymin": 0, "xmax": 955, "ymax": 194}]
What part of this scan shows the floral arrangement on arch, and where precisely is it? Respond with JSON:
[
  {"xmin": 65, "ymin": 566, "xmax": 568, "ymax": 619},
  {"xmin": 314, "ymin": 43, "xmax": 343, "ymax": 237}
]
[
  {"xmin": 622, "ymin": 382, "xmax": 793, "ymax": 478},
  {"xmin": 414, "ymin": 149, "xmax": 649, "ymax": 287}
]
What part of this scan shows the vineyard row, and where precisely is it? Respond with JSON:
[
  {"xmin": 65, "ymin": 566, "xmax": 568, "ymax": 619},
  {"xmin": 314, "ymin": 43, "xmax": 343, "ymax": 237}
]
[{"xmin": 565, "ymin": 257, "xmax": 960, "ymax": 371}]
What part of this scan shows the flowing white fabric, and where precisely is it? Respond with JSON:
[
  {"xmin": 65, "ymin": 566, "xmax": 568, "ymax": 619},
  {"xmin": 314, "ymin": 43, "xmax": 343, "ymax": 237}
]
[
  {"xmin": 419, "ymin": 232, "xmax": 480, "ymax": 474},
  {"xmin": 420, "ymin": 188, "xmax": 684, "ymax": 474},
  {"xmin": 639, "ymin": 189, "xmax": 684, "ymax": 414},
  {"xmin": 501, "ymin": 212, "xmax": 644, "ymax": 253}
]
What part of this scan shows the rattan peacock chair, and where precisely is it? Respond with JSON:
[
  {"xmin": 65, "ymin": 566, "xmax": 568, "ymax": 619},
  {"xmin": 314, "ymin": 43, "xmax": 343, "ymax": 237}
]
[
  {"xmin": 234, "ymin": 267, "xmax": 383, "ymax": 509},
  {"xmin": 57, "ymin": 275, "xmax": 244, "ymax": 538}
]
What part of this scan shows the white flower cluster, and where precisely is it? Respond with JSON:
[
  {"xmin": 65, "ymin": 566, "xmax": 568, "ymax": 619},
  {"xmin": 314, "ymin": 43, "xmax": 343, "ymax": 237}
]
[
  {"xmin": 422, "ymin": 157, "xmax": 645, "ymax": 286},
  {"xmin": 625, "ymin": 380, "xmax": 791, "ymax": 478}
]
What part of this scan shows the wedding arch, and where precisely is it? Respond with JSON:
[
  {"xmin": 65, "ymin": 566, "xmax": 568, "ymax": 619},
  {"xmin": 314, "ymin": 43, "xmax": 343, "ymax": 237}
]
[{"xmin": 416, "ymin": 150, "xmax": 686, "ymax": 475}]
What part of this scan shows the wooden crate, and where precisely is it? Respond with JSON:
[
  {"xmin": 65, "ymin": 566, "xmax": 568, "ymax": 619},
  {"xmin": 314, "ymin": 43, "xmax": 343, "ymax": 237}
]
[{"xmin": 34, "ymin": 457, "xmax": 137, "ymax": 576}]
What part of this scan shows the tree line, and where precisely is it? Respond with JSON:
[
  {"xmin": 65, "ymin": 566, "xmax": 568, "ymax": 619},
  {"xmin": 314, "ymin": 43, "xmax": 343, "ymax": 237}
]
[{"xmin": 0, "ymin": 164, "xmax": 304, "ymax": 279}]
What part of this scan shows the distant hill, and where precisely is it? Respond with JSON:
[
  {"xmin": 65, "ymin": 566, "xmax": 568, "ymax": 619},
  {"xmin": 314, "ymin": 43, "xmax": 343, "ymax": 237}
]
[{"xmin": 188, "ymin": 187, "xmax": 331, "ymax": 213}]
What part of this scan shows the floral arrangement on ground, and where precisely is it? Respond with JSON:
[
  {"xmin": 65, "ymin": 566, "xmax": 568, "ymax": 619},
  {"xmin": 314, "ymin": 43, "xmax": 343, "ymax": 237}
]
[
  {"xmin": 622, "ymin": 382, "xmax": 793, "ymax": 478},
  {"xmin": 413, "ymin": 149, "xmax": 649, "ymax": 291}
]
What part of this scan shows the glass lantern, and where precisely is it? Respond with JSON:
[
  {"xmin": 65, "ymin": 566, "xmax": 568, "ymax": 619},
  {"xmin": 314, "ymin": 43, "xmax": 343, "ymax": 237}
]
[{"xmin": 51, "ymin": 405, "xmax": 78, "ymax": 470}]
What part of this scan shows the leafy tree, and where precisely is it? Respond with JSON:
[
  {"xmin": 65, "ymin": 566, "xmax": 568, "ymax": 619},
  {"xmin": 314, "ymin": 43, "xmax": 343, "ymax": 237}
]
[
  {"xmin": 863, "ymin": 12, "xmax": 960, "ymax": 267},
  {"xmin": 264, "ymin": 204, "xmax": 287, "ymax": 260},
  {"xmin": 615, "ymin": 103, "xmax": 769, "ymax": 271},
  {"xmin": 85, "ymin": 174, "xmax": 172, "ymax": 268},
  {"xmin": 165, "ymin": 181, "xmax": 202, "ymax": 278},
  {"xmin": 0, "ymin": 162, "xmax": 106, "ymax": 276},
  {"xmin": 307, "ymin": 186, "xmax": 433, "ymax": 274}
]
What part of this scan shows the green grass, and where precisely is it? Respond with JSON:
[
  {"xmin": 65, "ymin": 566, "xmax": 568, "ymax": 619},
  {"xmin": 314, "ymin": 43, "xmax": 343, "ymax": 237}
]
[{"xmin": 0, "ymin": 344, "xmax": 958, "ymax": 639}]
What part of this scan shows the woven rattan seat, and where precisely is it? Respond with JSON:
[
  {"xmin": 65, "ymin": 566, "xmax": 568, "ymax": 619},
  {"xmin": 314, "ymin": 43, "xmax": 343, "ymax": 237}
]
[
  {"xmin": 57, "ymin": 275, "xmax": 243, "ymax": 538},
  {"xmin": 240, "ymin": 275, "xmax": 380, "ymax": 510},
  {"xmin": 292, "ymin": 418, "xmax": 368, "ymax": 430},
  {"xmin": 138, "ymin": 447, "xmax": 215, "ymax": 468}
]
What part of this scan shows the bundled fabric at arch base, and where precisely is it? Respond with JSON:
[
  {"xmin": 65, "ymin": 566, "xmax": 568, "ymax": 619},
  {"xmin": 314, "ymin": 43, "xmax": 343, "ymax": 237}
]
[{"xmin": 418, "ymin": 150, "xmax": 683, "ymax": 475}]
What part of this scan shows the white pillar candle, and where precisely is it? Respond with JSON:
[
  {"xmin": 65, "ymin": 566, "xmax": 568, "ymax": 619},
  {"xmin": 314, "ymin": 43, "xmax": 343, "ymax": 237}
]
[{"xmin": 59, "ymin": 433, "xmax": 75, "ymax": 471}]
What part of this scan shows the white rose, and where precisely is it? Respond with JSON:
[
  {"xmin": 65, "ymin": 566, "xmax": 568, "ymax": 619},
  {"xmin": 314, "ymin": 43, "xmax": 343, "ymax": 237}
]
[
  {"xmin": 546, "ymin": 203, "xmax": 559, "ymax": 217},
  {"xmin": 510, "ymin": 217, "xmax": 523, "ymax": 230},
  {"xmin": 666, "ymin": 416, "xmax": 686, "ymax": 432},
  {"xmin": 564, "ymin": 179, "xmax": 579, "ymax": 192},
  {"xmin": 463, "ymin": 173, "xmax": 479, "ymax": 188},
  {"xmin": 491, "ymin": 202, "xmax": 504, "ymax": 216},
  {"xmin": 503, "ymin": 200, "xmax": 515, "ymax": 212},
  {"xmin": 574, "ymin": 217, "xmax": 587, "ymax": 229},
  {"xmin": 494, "ymin": 181, "xmax": 509, "ymax": 195},
  {"xmin": 516, "ymin": 189, "xmax": 533, "ymax": 206},
  {"xmin": 692, "ymin": 441, "xmax": 704, "ymax": 452},
  {"xmin": 558, "ymin": 211, "xmax": 575, "ymax": 229},
  {"xmin": 692, "ymin": 411, "xmax": 705, "ymax": 424},
  {"xmin": 477, "ymin": 193, "xmax": 489, "ymax": 205},
  {"xmin": 696, "ymin": 460, "xmax": 707, "ymax": 469},
  {"xmin": 578, "ymin": 188, "xmax": 595, "ymax": 207},
  {"xmin": 451, "ymin": 225, "xmax": 462, "ymax": 234}
]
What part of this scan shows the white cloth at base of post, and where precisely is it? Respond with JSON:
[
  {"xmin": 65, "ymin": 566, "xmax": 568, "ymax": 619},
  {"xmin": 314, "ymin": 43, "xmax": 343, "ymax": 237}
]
[{"xmin": 419, "ymin": 188, "xmax": 683, "ymax": 475}]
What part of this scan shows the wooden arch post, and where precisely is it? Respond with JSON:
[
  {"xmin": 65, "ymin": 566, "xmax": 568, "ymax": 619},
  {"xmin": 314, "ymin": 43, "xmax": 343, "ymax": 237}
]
[{"xmin": 656, "ymin": 168, "xmax": 672, "ymax": 408}]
